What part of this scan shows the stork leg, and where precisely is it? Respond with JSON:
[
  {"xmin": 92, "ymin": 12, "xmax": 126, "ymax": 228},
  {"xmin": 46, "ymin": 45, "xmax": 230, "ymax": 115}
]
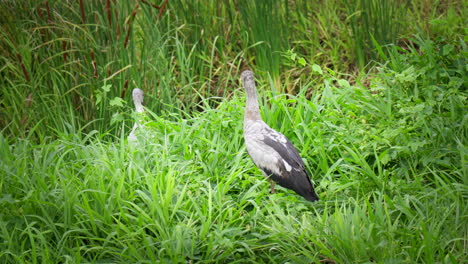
[{"xmin": 269, "ymin": 179, "xmax": 276, "ymax": 193}]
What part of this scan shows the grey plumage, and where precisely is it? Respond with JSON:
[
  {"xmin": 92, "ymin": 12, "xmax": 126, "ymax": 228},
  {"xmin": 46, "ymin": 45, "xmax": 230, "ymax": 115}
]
[{"xmin": 241, "ymin": 70, "xmax": 319, "ymax": 202}]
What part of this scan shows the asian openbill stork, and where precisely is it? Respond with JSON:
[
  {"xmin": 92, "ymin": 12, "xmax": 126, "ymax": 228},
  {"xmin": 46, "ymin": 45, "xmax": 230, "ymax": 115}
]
[
  {"xmin": 241, "ymin": 70, "xmax": 319, "ymax": 202},
  {"xmin": 128, "ymin": 88, "xmax": 145, "ymax": 143}
]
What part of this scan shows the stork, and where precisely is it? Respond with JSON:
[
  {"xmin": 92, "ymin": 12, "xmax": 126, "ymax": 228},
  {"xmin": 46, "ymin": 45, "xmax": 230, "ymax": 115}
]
[
  {"xmin": 241, "ymin": 70, "xmax": 319, "ymax": 202},
  {"xmin": 128, "ymin": 88, "xmax": 145, "ymax": 143}
]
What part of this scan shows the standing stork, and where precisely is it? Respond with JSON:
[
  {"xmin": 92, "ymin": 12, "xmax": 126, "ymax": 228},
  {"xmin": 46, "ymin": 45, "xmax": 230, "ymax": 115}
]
[
  {"xmin": 128, "ymin": 88, "xmax": 145, "ymax": 143},
  {"xmin": 241, "ymin": 70, "xmax": 319, "ymax": 202}
]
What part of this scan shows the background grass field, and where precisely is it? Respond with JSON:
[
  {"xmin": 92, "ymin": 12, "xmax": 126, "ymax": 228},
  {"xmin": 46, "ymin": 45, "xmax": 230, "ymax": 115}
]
[{"xmin": 1, "ymin": 0, "xmax": 467, "ymax": 263}]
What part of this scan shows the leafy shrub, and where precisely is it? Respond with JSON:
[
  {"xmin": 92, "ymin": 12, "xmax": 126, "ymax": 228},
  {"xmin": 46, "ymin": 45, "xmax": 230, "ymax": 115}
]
[{"xmin": 369, "ymin": 37, "xmax": 467, "ymax": 181}]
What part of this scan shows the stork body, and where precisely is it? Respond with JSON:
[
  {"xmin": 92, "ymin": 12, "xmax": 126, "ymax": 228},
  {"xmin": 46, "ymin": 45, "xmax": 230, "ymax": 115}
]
[
  {"xmin": 241, "ymin": 70, "xmax": 319, "ymax": 202},
  {"xmin": 128, "ymin": 88, "xmax": 145, "ymax": 143}
]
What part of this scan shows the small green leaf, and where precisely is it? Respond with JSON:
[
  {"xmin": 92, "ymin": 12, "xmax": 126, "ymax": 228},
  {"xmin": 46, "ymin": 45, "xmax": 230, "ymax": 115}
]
[
  {"xmin": 337, "ymin": 79, "xmax": 350, "ymax": 88},
  {"xmin": 102, "ymin": 84, "xmax": 111, "ymax": 93},
  {"xmin": 297, "ymin": 57, "xmax": 306, "ymax": 66},
  {"xmin": 110, "ymin": 97, "xmax": 124, "ymax": 107},
  {"xmin": 442, "ymin": 44, "xmax": 454, "ymax": 56},
  {"xmin": 290, "ymin": 52, "xmax": 296, "ymax": 61},
  {"xmin": 111, "ymin": 112, "xmax": 124, "ymax": 124},
  {"xmin": 221, "ymin": 120, "xmax": 230, "ymax": 128},
  {"xmin": 311, "ymin": 64, "xmax": 323, "ymax": 75},
  {"xmin": 0, "ymin": 194, "xmax": 15, "ymax": 204},
  {"xmin": 379, "ymin": 150, "xmax": 391, "ymax": 165},
  {"xmin": 408, "ymin": 140, "xmax": 427, "ymax": 151},
  {"xmin": 429, "ymin": 19, "xmax": 446, "ymax": 25},
  {"xmin": 96, "ymin": 93, "xmax": 102, "ymax": 105}
]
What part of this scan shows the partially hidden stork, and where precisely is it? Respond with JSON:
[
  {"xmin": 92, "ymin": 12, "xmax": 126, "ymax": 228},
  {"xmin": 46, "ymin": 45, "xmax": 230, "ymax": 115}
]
[
  {"xmin": 128, "ymin": 88, "xmax": 145, "ymax": 143},
  {"xmin": 241, "ymin": 70, "xmax": 319, "ymax": 202}
]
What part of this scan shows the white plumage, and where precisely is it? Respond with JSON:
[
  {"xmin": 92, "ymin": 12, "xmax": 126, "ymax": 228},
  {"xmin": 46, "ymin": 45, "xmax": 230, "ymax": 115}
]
[
  {"xmin": 244, "ymin": 120, "xmax": 288, "ymax": 177},
  {"xmin": 128, "ymin": 88, "xmax": 145, "ymax": 143},
  {"xmin": 241, "ymin": 70, "xmax": 319, "ymax": 202}
]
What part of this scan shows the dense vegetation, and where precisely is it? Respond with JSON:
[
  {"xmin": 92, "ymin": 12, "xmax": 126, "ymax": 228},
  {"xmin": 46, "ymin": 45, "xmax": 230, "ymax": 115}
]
[{"xmin": 1, "ymin": 0, "xmax": 466, "ymax": 263}]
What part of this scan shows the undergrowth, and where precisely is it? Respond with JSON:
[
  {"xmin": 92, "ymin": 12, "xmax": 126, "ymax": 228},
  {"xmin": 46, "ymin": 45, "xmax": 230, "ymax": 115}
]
[
  {"xmin": 0, "ymin": 0, "xmax": 465, "ymax": 138},
  {"xmin": 1, "ymin": 36, "xmax": 466, "ymax": 263}
]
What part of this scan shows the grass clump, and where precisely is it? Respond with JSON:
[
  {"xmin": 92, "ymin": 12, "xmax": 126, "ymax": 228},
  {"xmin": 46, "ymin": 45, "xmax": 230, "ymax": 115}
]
[
  {"xmin": 1, "ymin": 36, "xmax": 466, "ymax": 262},
  {"xmin": 345, "ymin": 0, "xmax": 405, "ymax": 68},
  {"xmin": 1, "ymin": 0, "xmax": 465, "ymax": 139},
  {"xmin": 0, "ymin": 0, "xmax": 466, "ymax": 262},
  {"xmin": 239, "ymin": 0, "xmax": 289, "ymax": 91}
]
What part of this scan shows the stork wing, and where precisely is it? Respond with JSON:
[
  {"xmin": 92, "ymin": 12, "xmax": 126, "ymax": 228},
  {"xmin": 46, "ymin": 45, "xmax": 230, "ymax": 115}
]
[{"xmin": 261, "ymin": 127, "xmax": 306, "ymax": 171}]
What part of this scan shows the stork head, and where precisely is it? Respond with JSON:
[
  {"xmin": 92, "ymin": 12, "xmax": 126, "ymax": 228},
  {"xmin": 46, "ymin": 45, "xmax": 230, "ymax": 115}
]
[
  {"xmin": 241, "ymin": 70, "xmax": 257, "ymax": 96},
  {"xmin": 132, "ymin": 88, "xmax": 144, "ymax": 105},
  {"xmin": 241, "ymin": 70, "xmax": 254, "ymax": 85},
  {"xmin": 132, "ymin": 88, "xmax": 144, "ymax": 113}
]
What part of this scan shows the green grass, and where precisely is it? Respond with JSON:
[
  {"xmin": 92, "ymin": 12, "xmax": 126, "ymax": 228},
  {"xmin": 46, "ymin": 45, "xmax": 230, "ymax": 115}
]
[
  {"xmin": 345, "ymin": 0, "xmax": 404, "ymax": 68},
  {"xmin": 1, "ymin": 0, "xmax": 465, "ymax": 138},
  {"xmin": 1, "ymin": 36, "xmax": 467, "ymax": 262},
  {"xmin": 239, "ymin": 0, "xmax": 289, "ymax": 91},
  {"xmin": 0, "ymin": 1, "xmax": 466, "ymax": 263}
]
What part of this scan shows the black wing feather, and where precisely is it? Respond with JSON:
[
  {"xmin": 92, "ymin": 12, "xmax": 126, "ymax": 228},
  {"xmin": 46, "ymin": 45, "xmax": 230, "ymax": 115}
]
[
  {"xmin": 259, "ymin": 129, "xmax": 319, "ymax": 202},
  {"xmin": 261, "ymin": 128, "xmax": 305, "ymax": 170}
]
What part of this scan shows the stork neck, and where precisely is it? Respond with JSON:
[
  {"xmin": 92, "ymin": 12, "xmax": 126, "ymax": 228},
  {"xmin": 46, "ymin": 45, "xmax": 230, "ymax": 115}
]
[
  {"xmin": 244, "ymin": 81, "xmax": 262, "ymax": 121},
  {"xmin": 134, "ymin": 103, "xmax": 144, "ymax": 113}
]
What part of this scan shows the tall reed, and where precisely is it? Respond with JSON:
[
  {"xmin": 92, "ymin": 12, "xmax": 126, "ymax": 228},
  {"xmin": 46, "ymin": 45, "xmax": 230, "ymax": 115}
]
[
  {"xmin": 345, "ymin": 0, "xmax": 405, "ymax": 67},
  {"xmin": 239, "ymin": 0, "xmax": 289, "ymax": 92},
  {"xmin": 0, "ymin": 0, "xmax": 464, "ymax": 140}
]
